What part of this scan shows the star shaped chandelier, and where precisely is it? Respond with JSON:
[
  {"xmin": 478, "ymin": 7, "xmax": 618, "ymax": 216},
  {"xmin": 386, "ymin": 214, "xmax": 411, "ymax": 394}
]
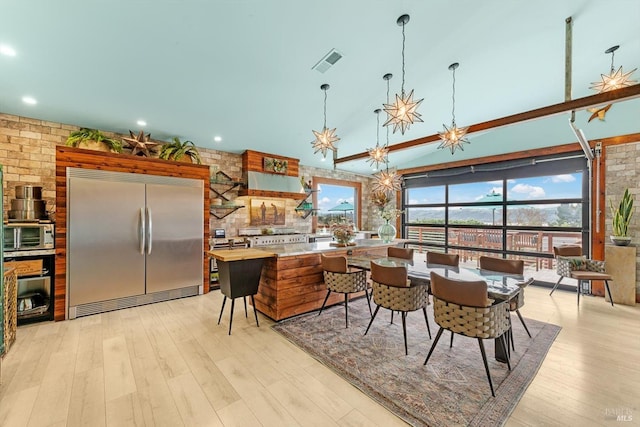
[
  {"xmin": 590, "ymin": 45, "xmax": 637, "ymax": 93},
  {"xmin": 382, "ymin": 14, "xmax": 423, "ymax": 135},
  {"xmin": 438, "ymin": 62, "xmax": 470, "ymax": 154},
  {"xmin": 367, "ymin": 109, "xmax": 388, "ymax": 169},
  {"xmin": 371, "ymin": 168, "xmax": 403, "ymax": 194},
  {"xmin": 311, "ymin": 83, "xmax": 340, "ymax": 159}
]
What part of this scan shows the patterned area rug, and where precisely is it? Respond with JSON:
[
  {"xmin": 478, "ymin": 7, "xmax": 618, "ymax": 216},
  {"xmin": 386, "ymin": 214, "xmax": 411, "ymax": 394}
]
[{"xmin": 272, "ymin": 298, "xmax": 560, "ymax": 427}]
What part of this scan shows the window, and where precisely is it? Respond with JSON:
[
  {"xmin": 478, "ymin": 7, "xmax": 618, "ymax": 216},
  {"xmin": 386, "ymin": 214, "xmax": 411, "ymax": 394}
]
[
  {"xmin": 313, "ymin": 177, "xmax": 362, "ymax": 231},
  {"xmin": 403, "ymin": 154, "xmax": 588, "ymax": 285}
]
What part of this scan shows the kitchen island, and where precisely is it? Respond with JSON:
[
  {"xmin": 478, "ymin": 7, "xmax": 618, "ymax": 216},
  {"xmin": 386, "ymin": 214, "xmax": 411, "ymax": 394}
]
[{"xmin": 248, "ymin": 239, "xmax": 404, "ymax": 321}]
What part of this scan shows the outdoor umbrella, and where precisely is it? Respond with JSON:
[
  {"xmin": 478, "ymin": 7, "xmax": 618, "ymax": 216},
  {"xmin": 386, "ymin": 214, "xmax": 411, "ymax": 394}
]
[
  {"xmin": 328, "ymin": 201, "xmax": 355, "ymax": 222},
  {"xmin": 475, "ymin": 190, "xmax": 503, "ymax": 225}
]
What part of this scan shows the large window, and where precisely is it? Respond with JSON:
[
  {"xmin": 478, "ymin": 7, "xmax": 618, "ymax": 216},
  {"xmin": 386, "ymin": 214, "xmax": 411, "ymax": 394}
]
[
  {"xmin": 402, "ymin": 154, "xmax": 588, "ymax": 285},
  {"xmin": 313, "ymin": 177, "xmax": 362, "ymax": 231}
]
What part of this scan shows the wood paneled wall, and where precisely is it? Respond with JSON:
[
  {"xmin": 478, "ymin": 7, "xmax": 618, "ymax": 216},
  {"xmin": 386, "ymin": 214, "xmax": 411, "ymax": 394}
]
[
  {"xmin": 54, "ymin": 146, "xmax": 211, "ymax": 321},
  {"xmin": 242, "ymin": 149, "xmax": 299, "ymax": 177}
]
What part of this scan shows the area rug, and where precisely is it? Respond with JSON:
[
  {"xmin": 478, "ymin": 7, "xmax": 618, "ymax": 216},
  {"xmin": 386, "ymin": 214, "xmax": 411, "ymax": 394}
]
[{"xmin": 272, "ymin": 298, "xmax": 560, "ymax": 427}]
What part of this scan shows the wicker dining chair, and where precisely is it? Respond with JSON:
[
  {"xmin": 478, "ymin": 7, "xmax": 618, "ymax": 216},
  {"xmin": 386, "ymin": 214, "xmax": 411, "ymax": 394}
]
[
  {"xmin": 424, "ymin": 272, "xmax": 511, "ymax": 397},
  {"xmin": 387, "ymin": 246, "xmax": 414, "ymax": 261},
  {"xmin": 364, "ymin": 261, "xmax": 431, "ymax": 355},
  {"xmin": 479, "ymin": 256, "xmax": 532, "ymax": 339},
  {"xmin": 550, "ymin": 245, "xmax": 614, "ymax": 306},
  {"xmin": 426, "ymin": 251, "xmax": 460, "ymax": 267},
  {"xmin": 318, "ymin": 254, "xmax": 371, "ymax": 328}
]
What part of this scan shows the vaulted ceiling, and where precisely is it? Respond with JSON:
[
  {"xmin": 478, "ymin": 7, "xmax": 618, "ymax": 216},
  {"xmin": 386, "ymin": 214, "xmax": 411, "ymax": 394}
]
[{"xmin": 1, "ymin": 1, "xmax": 639, "ymax": 174}]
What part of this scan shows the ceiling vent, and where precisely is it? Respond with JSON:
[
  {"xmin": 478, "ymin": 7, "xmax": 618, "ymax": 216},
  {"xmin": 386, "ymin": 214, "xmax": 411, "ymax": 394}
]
[{"xmin": 312, "ymin": 48, "xmax": 343, "ymax": 73}]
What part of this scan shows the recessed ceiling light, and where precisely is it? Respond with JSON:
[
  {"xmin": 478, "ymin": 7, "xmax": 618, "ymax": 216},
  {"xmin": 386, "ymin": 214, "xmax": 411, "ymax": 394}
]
[
  {"xmin": 137, "ymin": 120, "xmax": 147, "ymax": 126},
  {"xmin": 0, "ymin": 45, "xmax": 16, "ymax": 57},
  {"xmin": 213, "ymin": 136, "xmax": 222, "ymax": 142},
  {"xmin": 22, "ymin": 96, "xmax": 37, "ymax": 105}
]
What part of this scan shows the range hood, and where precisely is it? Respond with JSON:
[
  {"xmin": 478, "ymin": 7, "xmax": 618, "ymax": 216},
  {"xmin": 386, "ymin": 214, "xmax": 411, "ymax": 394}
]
[{"xmin": 238, "ymin": 171, "xmax": 306, "ymax": 199}]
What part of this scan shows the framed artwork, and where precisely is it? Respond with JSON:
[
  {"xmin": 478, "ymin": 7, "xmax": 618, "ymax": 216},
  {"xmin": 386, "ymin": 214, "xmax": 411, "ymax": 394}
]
[
  {"xmin": 250, "ymin": 199, "xmax": 286, "ymax": 225},
  {"xmin": 263, "ymin": 157, "xmax": 288, "ymax": 174}
]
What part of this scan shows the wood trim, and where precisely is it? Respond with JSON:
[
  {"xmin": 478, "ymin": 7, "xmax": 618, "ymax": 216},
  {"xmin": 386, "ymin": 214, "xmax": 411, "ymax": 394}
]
[
  {"xmin": 54, "ymin": 146, "xmax": 211, "ymax": 321},
  {"xmin": 237, "ymin": 188, "xmax": 307, "ymax": 199},
  {"xmin": 336, "ymin": 84, "xmax": 640, "ymax": 164},
  {"xmin": 242, "ymin": 149, "xmax": 299, "ymax": 177},
  {"xmin": 312, "ymin": 177, "xmax": 362, "ymax": 231},
  {"xmin": 398, "ymin": 132, "xmax": 640, "ymax": 176}
]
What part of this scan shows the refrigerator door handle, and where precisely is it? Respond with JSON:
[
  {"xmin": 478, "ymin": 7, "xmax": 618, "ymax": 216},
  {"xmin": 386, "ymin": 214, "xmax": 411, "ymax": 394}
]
[
  {"xmin": 147, "ymin": 207, "xmax": 153, "ymax": 255},
  {"xmin": 139, "ymin": 207, "xmax": 146, "ymax": 254}
]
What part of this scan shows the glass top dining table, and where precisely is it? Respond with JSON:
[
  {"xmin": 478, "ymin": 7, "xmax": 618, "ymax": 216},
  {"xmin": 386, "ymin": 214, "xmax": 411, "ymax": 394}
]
[{"xmin": 347, "ymin": 256, "xmax": 528, "ymax": 301}]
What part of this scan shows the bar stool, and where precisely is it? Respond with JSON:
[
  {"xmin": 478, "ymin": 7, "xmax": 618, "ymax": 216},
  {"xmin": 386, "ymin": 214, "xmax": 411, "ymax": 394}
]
[{"xmin": 217, "ymin": 257, "xmax": 264, "ymax": 335}]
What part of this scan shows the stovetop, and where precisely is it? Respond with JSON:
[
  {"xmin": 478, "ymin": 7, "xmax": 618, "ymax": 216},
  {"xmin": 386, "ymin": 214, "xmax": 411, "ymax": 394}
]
[{"xmin": 237, "ymin": 227, "xmax": 302, "ymax": 237}]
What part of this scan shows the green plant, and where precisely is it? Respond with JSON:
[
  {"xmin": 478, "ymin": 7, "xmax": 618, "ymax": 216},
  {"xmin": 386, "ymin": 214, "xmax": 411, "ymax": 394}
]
[
  {"xmin": 609, "ymin": 188, "xmax": 634, "ymax": 237},
  {"xmin": 158, "ymin": 137, "xmax": 202, "ymax": 164},
  {"xmin": 65, "ymin": 128, "xmax": 123, "ymax": 153}
]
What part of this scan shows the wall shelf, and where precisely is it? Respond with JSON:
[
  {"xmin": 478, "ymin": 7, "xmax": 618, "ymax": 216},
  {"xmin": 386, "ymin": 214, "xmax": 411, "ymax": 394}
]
[
  {"xmin": 295, "ymin": 189, "xmax": 318, "ymax": 219},
  {"xmin": 210, "ymin": 170, "xmax": 244, "ymax": 202},
  {"xmin": 210, "ymin": 205, "xmax": 244, "ymax": 220}
]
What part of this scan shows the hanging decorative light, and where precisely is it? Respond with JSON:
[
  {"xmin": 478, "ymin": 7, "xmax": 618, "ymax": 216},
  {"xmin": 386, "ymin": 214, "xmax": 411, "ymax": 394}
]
[
  {"xmin": 367, "ymin": 109, "xmax": 388, "ymax": 169},
  {"xmin": 438, "ymin": 62, "xmax": 470, "ymax": 154},
  {"xmin": 373, "ymin": 73, "xmax": 403, "ymax": 194},
  {"xmin": 310, "ymin": 83, "xmax": 340, "ymax": 158},
  {"xmin": 383, "ymin": 14, "xmax": 423, "ymax": 135},
  {"xmin": 590, "ymin": 45, "xmax": 637, "ymax": 93}
]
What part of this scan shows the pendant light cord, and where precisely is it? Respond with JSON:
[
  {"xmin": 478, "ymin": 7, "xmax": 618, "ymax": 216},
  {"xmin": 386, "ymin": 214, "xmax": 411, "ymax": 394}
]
[
  {"xmin": 451, "ymin": 66, "xmax": 457, "ymax": 127},
  {"xmin": 610, "ymin": 50, "xmax": 615, "ymax": 74},
  {"xmin": 401, "ymin": 22, "xmax": 406, "ymax": 95},
  {"xmin": 323, "ymin": 88, "xmax": 328, "ymax": 129}
]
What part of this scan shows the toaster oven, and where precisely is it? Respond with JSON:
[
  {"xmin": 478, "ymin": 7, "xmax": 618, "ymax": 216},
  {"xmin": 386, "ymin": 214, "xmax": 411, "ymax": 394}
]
[{"xmin": 3, "ymin": 223, "xmax": 55, "ymax": 251}]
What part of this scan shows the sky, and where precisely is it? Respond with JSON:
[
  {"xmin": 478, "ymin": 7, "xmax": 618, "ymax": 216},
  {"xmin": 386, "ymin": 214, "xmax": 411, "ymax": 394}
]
[
  {"xmin": 406, "ymin": 173, "xmax": 583, "ymax": 205},
  {"xmin": 316, "ymin": 183, "xmax": 356, "ymax": 213}
]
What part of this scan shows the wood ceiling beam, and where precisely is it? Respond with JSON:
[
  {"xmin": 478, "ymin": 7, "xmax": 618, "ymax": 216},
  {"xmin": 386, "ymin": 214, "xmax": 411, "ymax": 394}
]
[{"xmin": 334, "ymin": 84, "xmax": 640, "ymax": 164}]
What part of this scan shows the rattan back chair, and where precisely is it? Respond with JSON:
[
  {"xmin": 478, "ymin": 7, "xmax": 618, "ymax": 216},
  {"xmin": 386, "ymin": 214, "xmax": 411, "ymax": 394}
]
[
  {"xmin": 426, "ymin": 251, "xmax": 460, "ymax": 267},
  {"xmin": 387, "ymin": 246, "xmax": 414, "ymax": 261},
  {"xmin": 364, "ymin": 261, "xmax": 431, "ymax": 355},
  {"xmin": 318, "ymin": 254, "xmax": 371, "ymax": 328},
  {"xmin": 479, "ymin": 255, "xmax": 532, "ymax": 341},
  {"xmin": 424, "ymin": 272, "xmax": 511, "ymax": 397}
]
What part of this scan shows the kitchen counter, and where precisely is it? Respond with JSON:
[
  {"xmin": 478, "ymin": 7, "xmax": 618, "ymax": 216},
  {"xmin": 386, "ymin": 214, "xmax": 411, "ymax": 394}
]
[
  {"xmin": 251, "ymin": 239, "xmax": 404, "ymax": 321},
  {"xmin": 208, "ymin": 248, "xmax": 275, "ymax": 262},
  {"xmin": 254, "ymin": 238, "xmax": 407, "ymax": 257}
]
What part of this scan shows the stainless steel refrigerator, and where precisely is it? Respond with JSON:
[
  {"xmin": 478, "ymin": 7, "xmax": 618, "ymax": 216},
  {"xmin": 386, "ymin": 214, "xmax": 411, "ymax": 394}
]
[{"xmin": 67, "ymin": 168, "xmax": 203, "ymax": 319}]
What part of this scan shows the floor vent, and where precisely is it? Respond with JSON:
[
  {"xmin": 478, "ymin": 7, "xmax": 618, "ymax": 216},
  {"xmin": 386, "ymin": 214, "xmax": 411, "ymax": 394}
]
[{"xmin": 70, "ymin": 286, "xmax": 200, "ymax": 319}]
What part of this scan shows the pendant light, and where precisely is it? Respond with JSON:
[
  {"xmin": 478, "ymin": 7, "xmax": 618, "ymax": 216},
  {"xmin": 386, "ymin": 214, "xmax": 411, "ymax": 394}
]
[
  {"xmin": 438, "ymin": 62, "xmax": 470, "ymax": 154},
  {"xmin": 366, "ymin": 109, "xmax": 388, "ymax": 169},
  {"xmin": 382, "ymin": 14, "xmax": 423, "ymax": 135},
  {"xmin": 311, "ymin": 83, "xmax": 340, "ymax": 158},
  {"xmin": 373, "ymin": 73, "xmax": 403, "ymax": 195},
  {"xmin": 590, "ymin": 45, "xmax": 637, "ymax": 93}
]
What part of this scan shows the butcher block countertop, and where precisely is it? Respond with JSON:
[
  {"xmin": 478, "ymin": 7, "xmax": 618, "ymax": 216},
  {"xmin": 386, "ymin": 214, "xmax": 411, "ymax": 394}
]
[{"xmin": 208, "ymin": 248, "xmax": 276, "ymax": 262}]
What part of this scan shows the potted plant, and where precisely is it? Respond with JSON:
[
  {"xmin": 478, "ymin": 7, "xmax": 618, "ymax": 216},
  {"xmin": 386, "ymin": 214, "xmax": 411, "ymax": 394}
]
[
  {"xmin": 65, "ymin": 128, "xmax": 123, "ymax": 153},
  {"xmin": 609, "ymin": 188, "xmax": 634, "ymax": 246},
  {"xmin": 158, "ymin": 137, "xmax": 202, "ymax": 164}
]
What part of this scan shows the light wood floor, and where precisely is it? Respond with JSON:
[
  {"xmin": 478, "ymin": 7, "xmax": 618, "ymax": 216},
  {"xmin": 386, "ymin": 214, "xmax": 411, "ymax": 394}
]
[{"xmin": 1, "ymin": 286, "xmax": 638, "ymax": 427}]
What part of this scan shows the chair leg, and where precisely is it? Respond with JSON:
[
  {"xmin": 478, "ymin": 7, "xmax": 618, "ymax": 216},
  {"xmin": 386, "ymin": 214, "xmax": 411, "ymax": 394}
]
[
  {"xmin": 549, "ymin": 277, "xmax": 563, "ymax": 295},
  {"xmin": 364, "ymin": 289, "xmax": 373, "ymax": 316},
  {"xmin": 364, "ymin": 305, "xmax": 381, "ymax": 335},
  {"xmin": 243, "ymin": 296, "xmax": 248, "ymax": 318},
  {"xmin": 401, "ymin": 312, "xmax": 408, "ymax": 355},
  {"xmin": 250, "ymin": 295, "xmax": 259, "ymax": 327},
  {"xmin": 450, "ymin": 330, "xmax": 454, "ymax": 348},
  {"xmin": 318, "ymin": 290, "xmax": 331, "ymax": 316},
  {"xmin": 422, "ymin": 307, "xmax": 432, "ymax": 339},
  {"xmin": 344, "ymin": 294, "xmax": 349, "ymax": 328},
  {"xmin": 477, "ymin": 338, "xmax": 495, "ymax": 397},
  {"xmin": 390, "ymin": 310, "xmax": 394, "ymax": 324},
  {"xmin": 217, "ymin": 296, "xmax": 227, "ymax": 325},
  {"xmin": 577, "ymin": 281, "xmax": 581, "ymax": 306},
  {"xmin": 516, "ymin": 309, "xmax": 532, "ymax": 338},
  {"xmin": 500, "ymin": 334, "xmax": 512, "ymax": 371},
  {"xmin": 228, "ymin": 298, "xmax": 235, "ymax": 335},
  {"xmin": 424, "ymin": 327, "xmax": 445, "ymax": 365},
  {"xmin": 604, "ymin": 280, "xmax": 615, "ymax": 307}
]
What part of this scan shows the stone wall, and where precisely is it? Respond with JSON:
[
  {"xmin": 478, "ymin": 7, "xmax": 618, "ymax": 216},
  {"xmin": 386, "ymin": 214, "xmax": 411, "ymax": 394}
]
[
  {"xmin": 0, "ymin": 113, "xmax": 384, "ymax": 238},
  {"xmin": 604, "ymin": 141, "xmax": 640, "ymax": 297}
]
